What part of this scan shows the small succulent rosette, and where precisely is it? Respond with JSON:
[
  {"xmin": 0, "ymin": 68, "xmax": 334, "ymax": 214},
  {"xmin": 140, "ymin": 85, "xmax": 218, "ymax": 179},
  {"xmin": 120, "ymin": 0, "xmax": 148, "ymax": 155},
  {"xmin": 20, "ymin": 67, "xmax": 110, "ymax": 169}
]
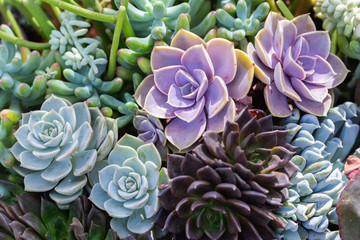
[
  {"xmin": 248, "ymin": 12, "xmax": 348, "ymax": 117},
  {"xmin": 133, "ymin": 110, "xmax": 167, "ymax": 160},
  {"xmin": 134, "ymin": 29, "xmax": 254, "ymax": 150},
  {"xmin": 88, "ymin": 134, "xmax": 168, "ymax": 238},
  {"xmin": 9, "ymin": 95, "xmax": 117, "ymax": 208},
  {"xmin": 155, "ymin": 108, "xmax": 299, "ymax": 239}
]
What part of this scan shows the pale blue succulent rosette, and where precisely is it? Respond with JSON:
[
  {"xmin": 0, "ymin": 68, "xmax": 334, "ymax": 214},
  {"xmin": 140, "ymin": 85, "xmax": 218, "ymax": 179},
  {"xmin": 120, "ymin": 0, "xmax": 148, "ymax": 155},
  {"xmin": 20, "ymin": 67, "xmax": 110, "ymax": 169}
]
[
  {"xmin": 88, "ymin": 134, "xmax": 168, "ymax": 238},
  {"xmin": 276, "ymin": 102, "xmax": 360, "ymax": 239},
  {"xmin": 9, "ymin": 95, "xmax": 117, "ymax": 209}
]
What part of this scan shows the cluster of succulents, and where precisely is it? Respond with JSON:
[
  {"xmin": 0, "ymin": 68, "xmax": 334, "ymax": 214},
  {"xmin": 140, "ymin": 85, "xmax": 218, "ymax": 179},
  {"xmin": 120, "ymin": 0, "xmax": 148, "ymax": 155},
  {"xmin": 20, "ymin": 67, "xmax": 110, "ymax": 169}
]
[
  {"xmin": 1, "ymin": 0, "xmax": 360, "ymax": 239},
  {"xmin": 276, "ymin": 101, "xmax": 360, "ymax": 239}
]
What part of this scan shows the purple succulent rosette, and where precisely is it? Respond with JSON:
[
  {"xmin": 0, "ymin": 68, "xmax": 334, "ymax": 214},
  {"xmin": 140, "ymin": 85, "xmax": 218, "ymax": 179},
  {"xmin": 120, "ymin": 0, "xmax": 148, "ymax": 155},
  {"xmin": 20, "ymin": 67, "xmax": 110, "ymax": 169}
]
[
  {"xmin": 247, "ymin": 12, "xmax": 349, "ymax": 117},
  {"xmin": 134, "ymin": 29, "xmax": 254, "ymax": 150}
]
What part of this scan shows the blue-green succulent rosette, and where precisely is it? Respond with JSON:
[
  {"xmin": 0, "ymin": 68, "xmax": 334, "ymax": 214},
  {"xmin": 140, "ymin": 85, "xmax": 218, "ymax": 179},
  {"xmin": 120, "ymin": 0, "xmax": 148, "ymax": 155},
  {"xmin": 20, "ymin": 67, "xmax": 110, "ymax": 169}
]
[
  {"xmin": 9, "ymin": 95, "xmax": 117, "ymax": 209},
  {"xmin": 89, "ymin": 134, "xmax": 168, "ymax": 238}
]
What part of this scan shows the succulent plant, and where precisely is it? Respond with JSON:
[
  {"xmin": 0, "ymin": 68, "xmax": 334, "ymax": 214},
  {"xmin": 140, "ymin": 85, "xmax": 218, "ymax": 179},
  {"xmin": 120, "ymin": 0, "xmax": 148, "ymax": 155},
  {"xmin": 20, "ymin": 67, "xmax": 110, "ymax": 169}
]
[
  {"xmin": 314, "ymin": 0, "xmax": 360, "ymax": 40},
  {"xmin": 133, "ymin": 110, "xmax": 167, "ymax": 161},
  {"xmin": 0, "ymin": 193, "xmax": 71, "ymax": 240},
  {"xmin": 0, "ymin": 25, "xmax": 56, "ymax": 111},
  {"xmin": 336, "ymin": 155, "xmax": 360, "ymax": 240},
  {"xmin": 283, "ymin": 102, "xmax": 360, "ymax": 170},
  {"xmin": 47, "ymin": 67, "xmax": 124, "ymax": 108},
  {"xmin": 276, "ymin": 103, "xmax": 360, "ymax": 239},
  {"xmin": 276, "ymin": 155, "xmax": 344, "ymax": 240},
  {"xmin": 69, "ymin": 195, "xmax": 120, "ymax": 240},
  {"xmin": 47, "ymin": 11, "xmax": 124, "ymax": 107},
  {"xmin": 88, "ymin": 134, "xmax": 169, "ymax": 238},
  {"xmin": 49, "ymin": 11, "xmax": 107, "ymax": 81},
  {"xmin": 216, "ymin": 0, "xmax": 270, "ymax": 43},
  {"xmin": 134, "ymin": 29, "xmax": 254, "ymax": 150},
  {"xmin": 100, "ymin": 92, "xmax": 139, "ymax": 128},
  {"xmin": 247, "ymin": 12, "xmax": 348, "ymax": 117},
  {"xmin": 155, "ymin": 108, "xmax": 299, "ymax": 239},
  {"xmin": 9, "ymin": 95, "xmax": 117, "ymax": 209},
  {"xmin": 121, "ymin": 0, "xmax": 190, "ymax": 40}
]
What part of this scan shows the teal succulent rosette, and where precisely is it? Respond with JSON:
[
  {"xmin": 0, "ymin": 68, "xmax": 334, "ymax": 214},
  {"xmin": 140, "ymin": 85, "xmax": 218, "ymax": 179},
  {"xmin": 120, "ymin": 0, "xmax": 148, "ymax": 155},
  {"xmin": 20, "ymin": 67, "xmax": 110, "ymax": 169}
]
[
  {"xmin": 9, "ymin": 95, "xmax": 117, "ymax": 209},
  {"xmin": 89, "ymin": 134, "xmax": 168, "ymax": 238}
]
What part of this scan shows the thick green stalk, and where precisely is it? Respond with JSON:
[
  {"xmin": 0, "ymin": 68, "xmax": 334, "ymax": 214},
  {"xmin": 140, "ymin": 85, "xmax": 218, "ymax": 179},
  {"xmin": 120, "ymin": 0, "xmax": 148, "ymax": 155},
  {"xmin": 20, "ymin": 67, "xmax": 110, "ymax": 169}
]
[
  {"xmin": 22, "ymin": 0, "xmax": 56, "ymax": 39},
  {"xmin": 0, "ymin": 0, "xmax": 24, "ymax": 39},
  {"xmin": 266, "ymin": 0, "xmax": 279, "ymax": 12},
  {"xmin": 42, "ymin": 0, "xmax": 117, "ymax": 22},
  {"xmin": 50, "ymin": 5, "xmax": 62, "ymax": 22},
  {"xmin": 276, "ymin": 0, "xmax": 294, "ymax": 20},
  {"xmin": 81, "ymin": 0, "xmax": 101, "ymax": 12},
  {"xmin": 3, "ymin": 0, "xmax": 47, "ymax": 39},
  {"xmin": 107, "ymin": 6, "xmax": 126, "ymax": 80},
  {"xmin": 123, "ymin": 11, "xmax": 135, "ymax": 38},
  {"xmin": 80, "ymin": 0, "xmax": 111, "ymax": 52},
  {"xmin": 0, "ymin": 29, "xmax": 51, "ymax": 50},
  {"xmin": 331, "ymin": 29, "xmax": 337, "ymax": 54}
]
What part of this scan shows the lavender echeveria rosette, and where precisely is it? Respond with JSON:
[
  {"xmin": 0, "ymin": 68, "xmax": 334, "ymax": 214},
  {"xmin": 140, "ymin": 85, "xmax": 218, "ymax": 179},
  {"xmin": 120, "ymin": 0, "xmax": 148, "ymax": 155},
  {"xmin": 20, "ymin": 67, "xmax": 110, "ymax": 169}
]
[
  {"xmin": 134, "ymin": 29, "xmax": 254, "ymax": 150},
  {"xmin": 247, "ymin": 12, "xmax": 349, "ymax": 117},
  {"xmin": 9, "ymin": 95, "xmax": 117, "ymax": 208}
]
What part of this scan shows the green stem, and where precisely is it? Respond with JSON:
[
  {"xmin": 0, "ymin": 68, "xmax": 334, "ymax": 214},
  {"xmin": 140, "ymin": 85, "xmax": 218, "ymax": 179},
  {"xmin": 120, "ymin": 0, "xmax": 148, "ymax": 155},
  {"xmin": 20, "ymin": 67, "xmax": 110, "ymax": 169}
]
[
  {"xmin": 80, "ymin": 0, "xmax": 111, "ymax": 50},
  {"xmin": 331, "ymin": 29, "xmax": 337, "ymax": 54},
  {"xmin": 289, "ymin": 0, "xmax": 298, "ymax": 13},
  {"xmin": 4, "ymin": 0, "xmax": 46, "ymax": 39},
  {"xmin": 0, "ymin": 29, "xmax": 51, "ymax": 50},
  {"xmin": 107, "ymin": 6, "xmax": 126, "ymax": 80},
  {"xmin": 0, "ymin": 0, "xmax": 24, "ymax": 39},
  {"xmin": 266, "ymin": 0, "xmax": 279, "ymax": 12},
  {"xmin": 50, "ymin": 5, "xmax": 62, "ymax": 23},
  {"xmin": 276, "ymin": 0, "xmax": 294, "ymax": 20},
  {"xmin": 42, "ymin": 0, "xmax": 117, "ymax": 22},
  {"xmin": 22, "ymin": 0, "xmax": 56, "ymax": 39},
  {"xmin": 81, "ymin": 0, "xmax": 101, "ymax": 12},
  {"xmin": 123, "ymin": 11, "xmax": 135, "ymax": 38}
]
